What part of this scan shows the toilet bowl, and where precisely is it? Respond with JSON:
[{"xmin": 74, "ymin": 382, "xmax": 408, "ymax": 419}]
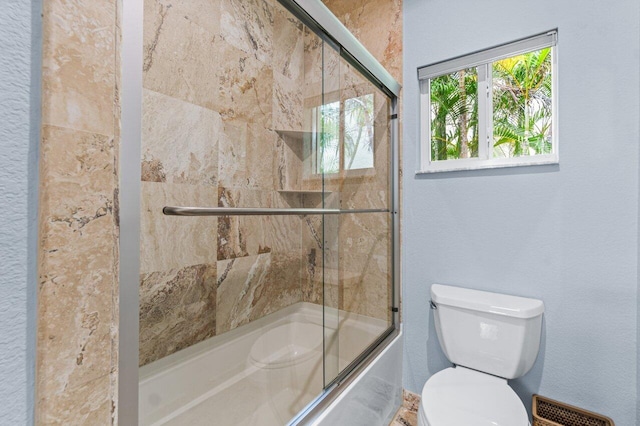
[
  {"xmin": 418, "ymin": 284, "xmax": 544, "ymax": 426},
  {"xmin": 418, "ymin": 367, "xmax": 529, "ymax": 426}
]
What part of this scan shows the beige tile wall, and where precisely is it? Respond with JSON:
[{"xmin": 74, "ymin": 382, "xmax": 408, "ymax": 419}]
[
  {"xmin": 36, "ymin": 0, "xmax": 401, "ymax": 421},
  {"xmin": 138, "ymin": 0, "xmax": 311, "ymax": 366},
  {"xmin": 37, "ymin": 0, "xmax": 121, "ymax": 423},
  {"xmin": 322, "ymin": 0, "xmax": 403, "ymax": 324}
]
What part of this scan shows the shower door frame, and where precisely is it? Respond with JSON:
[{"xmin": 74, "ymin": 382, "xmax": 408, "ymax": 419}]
[{"xmin": 118, "ymin": 0, "xmax": 401, "ymax": 424}]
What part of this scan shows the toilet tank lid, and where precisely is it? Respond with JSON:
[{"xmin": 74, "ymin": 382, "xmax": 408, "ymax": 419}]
[{"xmin": 431, "ymin": 284, "xmax": 544, "ymax": 319}]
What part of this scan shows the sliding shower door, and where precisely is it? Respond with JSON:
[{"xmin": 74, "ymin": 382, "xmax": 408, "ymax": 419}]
[
  {"xmin": 316, "ymin": 51, "xmax": 395, "ymax": 387},
  {"xmin": 135, "ymin": 0, "xmax": 396, "ymax": 424}
]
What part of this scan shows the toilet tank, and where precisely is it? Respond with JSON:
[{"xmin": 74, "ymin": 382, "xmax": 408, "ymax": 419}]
[{"xmin": 431, "ymin": 284, "xmax": 544, "ymax": 380}]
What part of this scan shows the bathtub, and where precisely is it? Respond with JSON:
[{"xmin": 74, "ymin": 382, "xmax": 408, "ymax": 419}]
[{"xmin": 139, "ymin": 302, "xmax": 389, "ymax": 425}]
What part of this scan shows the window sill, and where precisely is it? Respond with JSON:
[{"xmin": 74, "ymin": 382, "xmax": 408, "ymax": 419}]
[{"xmin": 416, "ymin": 154, "xmax": 559, "ymax": 174}]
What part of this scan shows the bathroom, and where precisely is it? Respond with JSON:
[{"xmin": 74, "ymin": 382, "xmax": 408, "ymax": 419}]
[{"xmin": 1, "ymin": 0, "xmax": 639, "ymax": 425}]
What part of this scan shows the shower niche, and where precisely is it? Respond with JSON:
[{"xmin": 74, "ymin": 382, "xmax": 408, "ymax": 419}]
[{"xmin": 135, "ymin": 0, "xmax": 398, "ymax": 424}]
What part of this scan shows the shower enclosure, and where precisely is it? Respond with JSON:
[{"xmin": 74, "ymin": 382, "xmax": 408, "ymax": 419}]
[{"xmin": 120, "ymin": 0, "xmax": 400, "ymax": 424}]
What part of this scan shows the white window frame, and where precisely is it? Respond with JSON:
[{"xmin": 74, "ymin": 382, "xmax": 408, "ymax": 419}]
[{"xmin": 417, "ymin": 30, "xmax": 558, "ymax": 173}]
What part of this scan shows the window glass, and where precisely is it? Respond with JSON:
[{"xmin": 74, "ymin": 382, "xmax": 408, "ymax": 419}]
[
  {"xmin": 492, "ymin": 47, "xmax": 553, "ymax": 158},
  {"xmin": 430, "ymin": 68, "xmax": 478, "ymax": 161}
]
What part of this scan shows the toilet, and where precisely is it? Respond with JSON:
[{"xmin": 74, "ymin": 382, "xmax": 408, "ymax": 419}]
[{"xmin": 418, "ymin": 284, "xmax": 544, "ymax": 426}]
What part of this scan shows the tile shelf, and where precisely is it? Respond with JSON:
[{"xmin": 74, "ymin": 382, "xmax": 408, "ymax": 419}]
[{"xmin": 274, "ymin": 129, "xmax": 319, "ymax": 140}]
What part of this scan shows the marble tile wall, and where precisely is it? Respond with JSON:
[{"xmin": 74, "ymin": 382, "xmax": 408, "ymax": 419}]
[
  {"xmin": 36, "ymin": 0, "xmax": 402, "ymax": 422},
  {"xmin": 139, "ymin": 0, "xmax": 312, "ymax": 366},
  {"xmin": 319, "ymin": 0, "xmax": 402, "ymax": 323},
  {"xmin": 37, "ymin": 0, "xmax": 121, "ymax": 423}
]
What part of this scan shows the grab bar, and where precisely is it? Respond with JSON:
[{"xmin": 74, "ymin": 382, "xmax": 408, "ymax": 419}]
[{"xmin": 162, "ymin": 206, "xmax": 390, "ymax": 216}]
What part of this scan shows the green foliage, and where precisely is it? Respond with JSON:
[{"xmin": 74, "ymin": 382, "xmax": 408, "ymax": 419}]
[
  {"xmin": 429, "ymin": 48, "xmax": 552, "ymax": 161},
  {"xmin": 344, "ymin": 94, "xmax": 374, "ymax": 170},
  {"xmin": 430, "ymin": 69, "xmax": 478, "ymax": 160},
  {"xmin": 492, "ymin": 48, "xmax": 552, "ymax": 157},
  {"xmin": 319, "ymin": 101, "xmax": 340, "ymax": 174},
  {"xmin": 317, "ymin": 95, "xmax": 375, "ymax": 174}
]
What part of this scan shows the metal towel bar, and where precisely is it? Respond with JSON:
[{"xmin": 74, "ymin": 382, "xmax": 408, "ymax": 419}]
[{"xmin": 162, "ymin": 206, "xmax": 390, "ymax": 216}]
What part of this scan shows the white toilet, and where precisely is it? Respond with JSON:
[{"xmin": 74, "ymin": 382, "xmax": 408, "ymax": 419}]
[{"xmin": 418, "ymin": 284, "xmax": 544, "ymax": 426}]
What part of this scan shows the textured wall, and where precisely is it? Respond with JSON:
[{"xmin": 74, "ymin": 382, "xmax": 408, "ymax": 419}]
[
  {"xmin": 402, "ymin": 0, "xmax": 639, "ymax": 423},
  {"xmin": 37, "ymin": 0, "xmax": 121, "ymax": 423},
  {"xmin": 138, "ymin": 0, "xmax": 310, "ymax": 366},
  {"xmin": 0, "ymin": 0, "xmax": 40, "ymax": 424},
  {"xmin": 139, "ymin": 0, "xmax": 400, "ymax": 367}
]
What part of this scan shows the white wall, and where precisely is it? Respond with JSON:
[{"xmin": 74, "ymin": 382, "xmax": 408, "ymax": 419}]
[
  {"xmin": 0, "ymin": 0, "xmax": 41, "ymax": 424},
  {"xmin": 402, "ymin": 0, "xmax": 639, "ymax": 423}
]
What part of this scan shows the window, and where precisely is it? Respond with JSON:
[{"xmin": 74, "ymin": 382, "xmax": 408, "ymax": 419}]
[
  {"xmin": 312, "ymin": 93, "xmax": 375, "ymax": 174},
  {"xmin": 418, "ymin": 31, "xmax": 558, "ymax": 172}
]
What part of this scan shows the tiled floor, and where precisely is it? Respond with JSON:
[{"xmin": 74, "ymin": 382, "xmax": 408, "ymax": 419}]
[{"xmin": 389, "ymin": 390, "xmax": 420, "ymax": 426}]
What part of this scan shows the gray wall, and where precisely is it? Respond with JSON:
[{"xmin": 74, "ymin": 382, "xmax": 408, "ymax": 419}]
[
  {"xmin": 0, "ymin": 0, "xmax": 41, "ymax": 424},
  {"xmin": 402, "ymin": 0, "xmax": 639, "ymax": 423}
]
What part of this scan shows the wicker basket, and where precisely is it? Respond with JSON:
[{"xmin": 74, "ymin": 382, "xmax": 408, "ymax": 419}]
[{"xmin": 532, "ymin": 395, "xmax": 614, "ymax": 426}]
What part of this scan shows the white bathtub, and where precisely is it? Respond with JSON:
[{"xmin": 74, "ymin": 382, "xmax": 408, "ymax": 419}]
[{"xmin": 139, "ymin": 302, "xmax": 389, "ymax": 425}]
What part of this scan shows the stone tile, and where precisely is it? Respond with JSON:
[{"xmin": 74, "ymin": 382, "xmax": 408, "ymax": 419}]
[
  {"xmin": 142, "ymin": 89, "xmax": 221, "ymax": 186},
  {"xmin": 250, "ymin": 252, "xmax": 302, "ymax": 319},
  {"xmin": 166, "ymin": 0, "xmax": 222, "ymax": 35},
  {"xmin": 220, "ymin": 0, "xmax": 274, "ymax": 65},
  {"xmin": 273, "ymin": 72, "xmax": 303, "ymax": 131},
  {"xmin": 218, "ymin": 50, "xmax": 274, "ymax": 130},
  {"xmin": 301, "ymin": 215, "xmax": 339, "ymax": 309},
  {"xmin": 143, "ymin": 0, "xmax": 224, "ymax": 111},
  {"xmin": 273, "ymin": 3, "xmax": 304, "ymax": 83},
  {"xmin": 390, "ymin": 407, "xmax": 417, "ymax": 426},
  {"xmin": 41, "ymin": 0, "xmax": 117, "ymax": 136},
  {"xmin": 340, "ymin": 248, "xmax": 392, "ymax": 321},
  {"xmin": 265, "ymin": 194, "xmax": 303, "ymax": 254},
  {"xmin": 389, "ymin": 390, "xmax": 420, "ymax": 426},
  {"xmin": 275, "ymin": 132, "xmax": 305, "ymax": 191},
  {"xmin": 38, "ymin": 125, "xmax": 118, "ymax": 420},
  {"xmin": 216, "ymin": 253, "xmax": 302, "ymax": 334},
  {"xmin": 218, "ymin": 121, "xmax": 247, "ymax": 189},
  {"xmin": 139, "ymin": 264, "xmax": 217, "ymax": 366},
  {"xmin": 218, "ymin": 122, "xmax": 275, "ymax": 193},
  {"xmin": 38, "ymin": 373, "xmax": 113, "ymax": 425},
  {"xmin": 403, "ymin": 389, "xmax": 421, "ymax": 412},
  {"xmin": 303, "ymin": 28, "xmax": 340, "ymax": 101},
  {"xmin": 217, "ymin": 187, "xmax": 272, "ymax": 260},
  {"xmin": 245, "ymin": 126, "xmax": 276, "ymax": 190},
  {"xmin": 140, "ymin": 182, "xmax": 218, "ymax": 273},
  {"xmin": 340, "ymin": 180, "xmax": 391, "ymax": 211},
  {"xmin": 323, "ymin": 0, "xmax": 403, "ymax": 84}
]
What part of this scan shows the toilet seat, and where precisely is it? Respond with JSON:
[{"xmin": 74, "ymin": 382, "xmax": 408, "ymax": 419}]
[{"xmin": 419, "ymin": 367, "xmax": 529, "ymax": 426}]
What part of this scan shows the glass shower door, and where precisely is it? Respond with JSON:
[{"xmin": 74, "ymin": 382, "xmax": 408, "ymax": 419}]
[
  {"xmin": 317, "ymin": 53, "xmax": 395, "ymax": 386},
  {"xmin": 136, "ymin": 0, "xmax": 395, "ymax": 424}
]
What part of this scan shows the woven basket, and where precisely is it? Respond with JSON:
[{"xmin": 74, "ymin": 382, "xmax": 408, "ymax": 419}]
[{"xmin": 532, "ymin": 395, "xmax": 614, "ymax": 426}]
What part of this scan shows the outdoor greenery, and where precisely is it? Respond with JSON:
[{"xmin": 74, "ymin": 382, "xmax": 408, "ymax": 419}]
[
  {"xmin": 317, "ymin": 94, "xmax": 375, "ymax": 174},
  {"xmin": 430, "ymin": 47, "xmax": 553, "ymax": 161}
]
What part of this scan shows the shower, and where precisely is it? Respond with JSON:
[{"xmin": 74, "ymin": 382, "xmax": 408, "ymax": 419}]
[{"xmin": 119, "ymin": 0, "xmax": 400, "ymax": 424}]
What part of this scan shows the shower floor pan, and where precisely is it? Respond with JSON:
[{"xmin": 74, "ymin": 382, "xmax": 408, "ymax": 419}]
[{"xmin": 139, "ymin": 302, "xmax": 388, "ymax": 425}]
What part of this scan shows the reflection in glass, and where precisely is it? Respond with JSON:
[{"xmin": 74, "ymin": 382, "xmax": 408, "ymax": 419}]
[{"xmin": 344, "ymin": 94, "xmax": 374, "ymax": 170}]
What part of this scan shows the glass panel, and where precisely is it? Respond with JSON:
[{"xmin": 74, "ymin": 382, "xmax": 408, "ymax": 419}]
[
  {"xmin": 344, "ymin": 94, "xmax": 375, "ymax": 170},
  {"xmin": 492, "ymin": 47, "xmax": 553, "ymax": 158},
  {"xmin": 317, "ymin": 101, "xmax": 340, "ymax": 174},
  {"xmin": 138, "ymin": 0, "xmax": 394, "ymax": 423},
  {"xmin": 139, "ymin": 1, "xmax": 329, "ymax": 424},
  {"xmin": 429, "ymin": 67, "xmax": 479, "ymax": 161},
  {"xmin": 334, "ymin": 56, "xmax": 393, "ymax": 376},
  {"xmin": 320, "ymin": 40, "xmax": 342, "ymax": 388}
]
